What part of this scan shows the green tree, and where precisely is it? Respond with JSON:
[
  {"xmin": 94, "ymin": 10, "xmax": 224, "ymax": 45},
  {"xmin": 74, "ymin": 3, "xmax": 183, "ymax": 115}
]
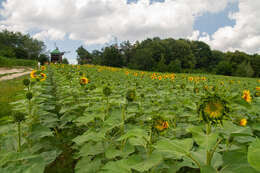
[
  {"xmin": 128, "ymin": 48, "xmax": 155, "ymax": 71},
  {"xmin": 38, "ymin": 54, "xmax": 49, "ymax": 65},
  {"xmin": 234, "ymin": 61, "xmax": 254, "ymax": 77},
  {"xmin": 155, "ymin": 54, "xmax": 168, "ymax": 72},
  {"xmin": 216, "ymin": 61, "xmax": 232, "ymax": 76},
  {"xmin": 76, "ymin": 46, "xmax": 92, "ymax": 65},
  {"xmin": 62, "ymin": 58, "xmax": 69, "ymax": 64},
  {"xmin": 103, "ymin": 46, "xmax": 123, "ymax": 67},
  {"xmin": 168, "ymin": 59, "xmax": 182, "ymax": 73}
]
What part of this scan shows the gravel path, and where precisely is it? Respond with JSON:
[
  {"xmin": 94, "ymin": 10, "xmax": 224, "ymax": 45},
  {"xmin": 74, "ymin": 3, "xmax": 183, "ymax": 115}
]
[{"xmin": 0, "ymin": 67, "xmax": 32, "ymax": 81}]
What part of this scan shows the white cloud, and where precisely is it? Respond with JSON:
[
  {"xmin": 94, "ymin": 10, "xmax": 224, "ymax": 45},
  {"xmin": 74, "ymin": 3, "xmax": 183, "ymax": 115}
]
[
  {"xmin": 0, "ymin": 0, "xmax": 235, "ymax": 46},
  {"xmin": 201, "ymin": 0, "xmax": 260, "ymax": 54},
  {"xmin": 33, "ymin": 29, "xmax": 66, "ymax": 40}
]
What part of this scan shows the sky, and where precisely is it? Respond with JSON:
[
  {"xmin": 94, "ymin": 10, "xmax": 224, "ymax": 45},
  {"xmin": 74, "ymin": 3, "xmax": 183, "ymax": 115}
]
[{"xmin": 0, "ymin": 0, "xmax": 259, "ymax": 64}]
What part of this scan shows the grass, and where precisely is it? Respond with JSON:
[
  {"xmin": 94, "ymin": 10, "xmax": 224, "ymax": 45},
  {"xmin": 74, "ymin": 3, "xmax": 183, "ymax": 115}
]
[
  {"xmin": 0, "ymin": 75, "xmax": 28, "ymax": 123},
  {"xmin": 0, "ymin": 56, "xmax": 37, "ymax": 67}
]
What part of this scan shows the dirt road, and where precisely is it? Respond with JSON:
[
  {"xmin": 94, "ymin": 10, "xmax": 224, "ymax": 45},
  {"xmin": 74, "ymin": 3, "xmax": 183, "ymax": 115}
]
[{"xmin": 0, "ymin": 67, "xmax": 32, "ymax": 81}]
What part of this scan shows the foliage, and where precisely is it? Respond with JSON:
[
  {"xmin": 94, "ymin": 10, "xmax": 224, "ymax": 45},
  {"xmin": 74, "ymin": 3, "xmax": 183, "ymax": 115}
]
[
  {"xmin": 0, "ymin": 29, "xmax": 46, "ymax": 60},
  {"xmin": 77, "ymin": 37, "xmax": 260, "ymax": 78},
  {"xmin": 62, "ymin": 58, "xmax": 69, "ymax": 64},
  {"xmin": 0, "ymin": 56, "xmax": 37, "ymax": 67},
  {"xmin": 1, "ymin": 64, "xmax": 260, "ymax": 173}
]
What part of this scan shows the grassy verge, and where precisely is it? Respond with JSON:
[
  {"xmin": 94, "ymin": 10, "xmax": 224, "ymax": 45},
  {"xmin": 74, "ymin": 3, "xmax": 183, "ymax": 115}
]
[
  {"xmin": 0, "ymin": 56, "xmax": 37, "ymax": 67},
  {"xmin": 0, "ymin": 75, "xmax": 28, "ymax": 123}
]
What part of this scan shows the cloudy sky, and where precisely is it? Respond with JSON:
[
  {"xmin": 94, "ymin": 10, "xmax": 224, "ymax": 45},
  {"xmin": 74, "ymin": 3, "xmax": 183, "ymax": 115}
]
[{"xmin": 0, "ymin": 0, "xmax": 259, "ymax": 64}]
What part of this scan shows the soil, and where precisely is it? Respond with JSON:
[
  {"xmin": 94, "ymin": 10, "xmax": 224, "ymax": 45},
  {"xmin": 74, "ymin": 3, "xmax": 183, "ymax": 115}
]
[{"xmin": 0, "ymin": 67, "xmax": 33, "ymax": 81}]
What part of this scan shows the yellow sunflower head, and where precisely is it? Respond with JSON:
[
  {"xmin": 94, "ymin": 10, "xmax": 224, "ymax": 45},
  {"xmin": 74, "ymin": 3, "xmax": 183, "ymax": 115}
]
[
  {"xmin": 126, "ymin": 89, "xmax": 136, "ymax": 102},
  {"xmin": 40, "ymin": 73, "xmax": 47, "ymax": 82},
  {"xmin": 188, "ymin": 77, "xmax": 193, "ymax": 81},
  {"xmin": 198, "ymin": 94, "xmax": 229, "ymax": 125},
  {"xmin": 80, "ymin": 77, "xmax": 89, "ymax": 85},
  {"xmin": 239, "ymin": 118, "xmax": 247, "ymax": 127},
  {"xmin": 152, "ymin": 115, "xmax": 169, "ymax": 132},
  {"xmin": 158, "ymin": 76, "xmax": 162, "ymax": 80},
  {"xmin": 242, "ymin": 90, "xmax": 252, "ymax": 103},
  {"xmin": 41, "ymin": 66, "xmax": 46, "ymax": 71},
  {"xmin": 201, "ymin": 77, "xmax": 206, "ymax": 81},
  {"xmin": 256, "ymin": 87, "xmax": 260, "ymax": 91},
  {"xmin": 30, "ymin": 70, "xmax": 37, "ymax": 79}
]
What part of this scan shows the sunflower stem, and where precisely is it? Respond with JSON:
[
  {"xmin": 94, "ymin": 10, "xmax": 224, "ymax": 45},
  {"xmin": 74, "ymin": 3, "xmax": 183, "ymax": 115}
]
[
  {"xmin": 206, "ymin": 123, "xmax": 212, "ymax": 165},
  {"xmin": 18, "ymin": 122, "xmax": 21, "ymax": 152},
  {"xmin": 106, "ymin": 96, "xmax": 109, "ymax": 117}
]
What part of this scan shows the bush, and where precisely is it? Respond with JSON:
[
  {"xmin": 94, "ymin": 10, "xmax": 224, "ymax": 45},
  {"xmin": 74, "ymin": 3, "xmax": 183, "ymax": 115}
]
[{"xmin": 0, "ymin": 56, "xmax": 37, "ymax": 67}]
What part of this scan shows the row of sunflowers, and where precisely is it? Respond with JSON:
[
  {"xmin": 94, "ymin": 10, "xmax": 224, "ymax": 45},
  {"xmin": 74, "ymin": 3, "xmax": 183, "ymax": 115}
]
[{"xmin": 0, "ymin": 64, "xmax": 260, "ymax": 173}]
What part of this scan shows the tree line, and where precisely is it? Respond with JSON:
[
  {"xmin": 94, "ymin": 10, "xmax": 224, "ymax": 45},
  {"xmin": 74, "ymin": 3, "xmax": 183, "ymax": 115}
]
[
  {"xmin": 0, "ymin": 29, "xmax": 50, "ymax": 64},
  {"xmin": 76, "ymin": 37, "xmax": 260, "ymax": 77},
  {"xmin": 0, "ymin": 29, "xmax": 71, "ymax": 65}
]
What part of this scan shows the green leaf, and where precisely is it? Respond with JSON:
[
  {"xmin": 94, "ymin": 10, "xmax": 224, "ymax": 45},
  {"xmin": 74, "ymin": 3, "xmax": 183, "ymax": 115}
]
[
  {"xmin": 29, "ymin": 124, "xmax": 53, "ymax": 140},
  {"xmin": 75, "ymin": 157, "xmax": 102, "ymax": 173},
  {"xmin": 187, "ymin": 126, "xmax": 218, "ymax": 150},
  {"xmin": 248, "ymin": 138, "xmax": 260, "ymax": 172},
  {"xmin": 73, "ymin": 131, "xmax": 105, "ymax": 145},
  {"xmin": 79, "ymin": 142, "xmax": 104, "ymax": 157},
  {"xmin": 220, "ymin": 151, "xmax": 258, "ymax": 173},
  {"xmin": 102, "ymin": 160, "xmax": 131, "ymax": 173},
  {"xmin": 117, "ymin": 128, "xmax": 148, "ymax": 142},
  {"xmin": 200, "ymin": 165, "xmax": 218, "ymax": 173},
  {"xmin": 154, "ymin": 138, "xmax": 193, "ymax": 157},
  {"xmin": 105, "ymin": 145, "xmax": 122, "ymax": 159},
  {"xmin": 133, "ymin": 152, "xmax": 163, "ymax": 172}
]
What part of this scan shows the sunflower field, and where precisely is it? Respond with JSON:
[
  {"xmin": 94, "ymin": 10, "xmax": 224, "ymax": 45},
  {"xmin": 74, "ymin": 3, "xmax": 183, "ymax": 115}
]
[{"xmin": 1, "ymin": 64, "xmax": 260, "ymax": 173}]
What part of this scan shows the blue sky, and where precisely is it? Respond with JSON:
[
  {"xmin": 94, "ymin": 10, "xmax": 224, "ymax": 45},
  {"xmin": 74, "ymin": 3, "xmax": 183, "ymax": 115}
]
[{"xmin": 0, "ymin": 0, "xmax": 259, "ymax": 64}]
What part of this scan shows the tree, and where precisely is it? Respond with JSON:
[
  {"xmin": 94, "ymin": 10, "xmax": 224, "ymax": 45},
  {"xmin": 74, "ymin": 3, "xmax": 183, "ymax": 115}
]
[
  {"xmin": 168, "ymin": 59, "xmax": 182, "ymax": 73},
  {"xmin": 120, "ymin": 40, "xmax": 133, "ymax": 65},
  {"xmin": 76, "ymin": 46, "xmax": 92, "ymax": 65},
  {"xmin": 216, "ymin": 61, "xmax": 232, "ymax": 76},
  {"xmin": 234, "ymin": 61, "xmax": 254, "ymax": 77},
  {"xmin": 171, "ymin": 40, "xmax": 196, "ymax": 69},
  {"xmin": 190, "ymin": 41, "xmax": 212, "ymax": 69},
  {"xmin": 0, "ymin": 29, "xmax": 46, "ymax": 60},
  {"xmin": 103, "ymin": 46, "xmax": 123, "ymax": 67},
  {"xmin": 62, "ymin": 58, "xmax": 69, "ymax": 64},
  {"xmin": 155, "ymin": 54, "xmax": 168, "ymax": 72},
  {"xmin": 38, "ymin": 54, "xmax": 49, "ymax": 65},
  {"xmin": 128, "ymin": 48, "xmax": 155, "ymax": 71}
]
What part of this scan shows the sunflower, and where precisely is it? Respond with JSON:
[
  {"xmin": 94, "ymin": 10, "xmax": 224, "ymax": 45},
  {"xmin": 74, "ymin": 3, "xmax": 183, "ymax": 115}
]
[
  {"xmin": 204, "ymin": 101, "xmax": 224, "ymax": 119},
  {"xmin": 155, "ymin": 120, "xmax": 169, "ymax": 131},
  {"xmin": 30, "ymin": 70, "xmax": 37, "ymax": 79},
  {"xmin": 239, "ymin": 118, "xmax": 247, "ymax": 127},
  {"xmin": 201, "ymin": 77, "xmax": 206, "ymax": 81},
  {"xmin": 256, "ymin": 87, "xmax": 260, "ymax": 91},
  {"xmin": 242, "ymin": 90, "xmax": 252, "ymax": 103},
  {"xmin": 158, "ymin": 76, "xmax": 162, "ymax": 80},
  {"xmin": 80, "ymin": 77, "xmax": 89, "ymax": 85},
  {"xmin": 198, "ymin": 94, "xmax": 229, "ymax": 125},
  {"xmin": 41, "ymin": 66, "xmax": 46, "ymax": 71},
  {"xmin": 126, "ymin": 89, "xmax": 136, "ymax": 102},
  {"xmin": 188, "ymin": 77, "xmax": 193, "ymax": 81},
  {"xmin": 40, "ymin": 73, "xmax": 47, "ymax": 82}
]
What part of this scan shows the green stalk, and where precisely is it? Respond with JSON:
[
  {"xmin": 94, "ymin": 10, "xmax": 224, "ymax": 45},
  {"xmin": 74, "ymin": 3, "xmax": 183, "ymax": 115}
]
[
  {"xmin": 18, "ymin": 122, "xmax": 21, "ymax": 152},
  {"xmin": 206, "ymin": 123, "xmax": 212, "ymax": 166},
  {"xmin": 106, "ymin": 96, "xmax": 109, "ymax": 116},
  {"xmin": 120, "ymin": 102, "xmax": 127, "ymax": 150},
  {"xmin": 186, "ymin": 153, "xmax": 201, "ymax": 168}
]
